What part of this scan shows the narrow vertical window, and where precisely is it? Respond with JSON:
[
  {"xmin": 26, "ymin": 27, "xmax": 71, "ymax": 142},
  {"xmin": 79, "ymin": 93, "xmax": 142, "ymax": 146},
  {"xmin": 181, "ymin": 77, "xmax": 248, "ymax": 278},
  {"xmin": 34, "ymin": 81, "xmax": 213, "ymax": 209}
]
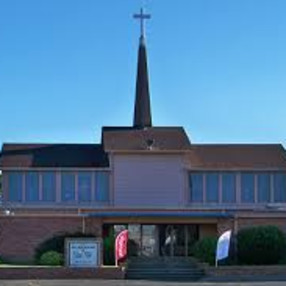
[
  {"xmin": 95, "ymin": 172, "xmax": 109, "ymax": 202},
  {"xmin": 25, "ymin": 172, "xmax": 39, "ymax": 202},
  {"xmin": 189, "ymin": 173, "xmax": 203, "ymax": 203},
  {"xmin": 273, "ymin": 173, "xmax": 286, "ymax": 202},
  {"xmin": 61, "ymin": 173, "xmax": 75, "ymax": 202},
  {"xmin": 222, "ymin": 173, "xmax": 236, "ymax": 203},
  {"xmin": 78, "ymin": 172, "xmax": 92, "ymax": 202},
  {"xmin": 257, "ymin": 173, "xmax": 270, "ymax": 203},
  {"xmin": 42, "ymin": 172, "xmax": 56, "ymax": 202},
  {"xmin": 8, "ymin": 172, "xmax": 23, "ymax": 202},
  {"xmin": 241, "ymin": 173, "xmax": 254, "ymax": 203},
  {"xmin": 206, "ymin": 173, "xmax": 219, "ymax": 203}
]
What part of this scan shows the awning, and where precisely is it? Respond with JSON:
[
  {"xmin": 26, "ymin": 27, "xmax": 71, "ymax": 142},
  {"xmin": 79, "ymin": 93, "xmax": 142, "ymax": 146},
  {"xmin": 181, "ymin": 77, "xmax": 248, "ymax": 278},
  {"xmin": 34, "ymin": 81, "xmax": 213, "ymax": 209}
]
[{"xmin": 81, "ymin": 211, "xmax": 233, "ymax": 218}]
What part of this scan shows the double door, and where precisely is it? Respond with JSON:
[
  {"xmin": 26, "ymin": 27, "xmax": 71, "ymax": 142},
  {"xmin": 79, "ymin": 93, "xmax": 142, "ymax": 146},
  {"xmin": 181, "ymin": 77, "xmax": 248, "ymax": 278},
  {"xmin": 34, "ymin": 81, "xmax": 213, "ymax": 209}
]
[
  {"xmin": 128, "ymin": 224, "xmax": 158, "ymax": 257},
  {"xmin": 128, "ymin": 224, "xmax": 198, "ymax": 257}
]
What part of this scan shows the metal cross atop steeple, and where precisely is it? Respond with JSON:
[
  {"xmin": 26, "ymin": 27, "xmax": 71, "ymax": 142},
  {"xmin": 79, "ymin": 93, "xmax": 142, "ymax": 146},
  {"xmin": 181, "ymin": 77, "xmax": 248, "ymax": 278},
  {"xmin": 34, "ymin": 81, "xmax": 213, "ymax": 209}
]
[
  {"xmin": 133, "ymin": 7, "xmax": 152, "ymax": 129},
  {"xmin": 133, "ymin": 8, "xmax": 151, "ymax": 37}
]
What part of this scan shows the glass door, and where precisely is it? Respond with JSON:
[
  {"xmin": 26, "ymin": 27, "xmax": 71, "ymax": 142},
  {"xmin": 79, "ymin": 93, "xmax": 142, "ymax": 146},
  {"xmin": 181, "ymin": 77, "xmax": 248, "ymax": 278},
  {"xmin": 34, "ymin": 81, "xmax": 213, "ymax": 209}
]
[
  {"xmin": 160, "ymin": 225, "xmax": 176, "ymax": 256},
  {"xmin": 159, "ymin": 224, "xmax": 198, "ymax": 257},
  {"xmin": 141, "ymin": 225, "xmax": 158, "ymax": 257}
]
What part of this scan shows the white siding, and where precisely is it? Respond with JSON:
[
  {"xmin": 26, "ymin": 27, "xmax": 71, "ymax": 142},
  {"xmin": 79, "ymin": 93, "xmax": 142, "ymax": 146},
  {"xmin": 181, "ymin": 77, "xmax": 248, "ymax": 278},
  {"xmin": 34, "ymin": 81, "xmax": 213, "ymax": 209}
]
[{"xmin": 113, "ymin": 154, "xmax": 185, "ymax": 207}]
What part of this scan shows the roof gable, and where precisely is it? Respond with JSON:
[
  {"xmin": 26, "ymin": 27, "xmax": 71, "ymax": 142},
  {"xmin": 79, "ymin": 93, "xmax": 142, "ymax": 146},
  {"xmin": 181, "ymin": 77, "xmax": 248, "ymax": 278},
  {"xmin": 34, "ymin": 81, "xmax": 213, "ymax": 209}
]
[{"xmin": 102, "ymin": 126, "xmax": 191, "ymax": 151}]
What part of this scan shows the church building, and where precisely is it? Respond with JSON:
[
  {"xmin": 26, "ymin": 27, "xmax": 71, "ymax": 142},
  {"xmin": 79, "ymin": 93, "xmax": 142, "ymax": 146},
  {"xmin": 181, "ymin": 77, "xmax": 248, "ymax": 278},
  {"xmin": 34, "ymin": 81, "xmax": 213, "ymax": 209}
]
[{"xmin": 1, "ymin": 10, "xmax": 286, "ymax": 263}]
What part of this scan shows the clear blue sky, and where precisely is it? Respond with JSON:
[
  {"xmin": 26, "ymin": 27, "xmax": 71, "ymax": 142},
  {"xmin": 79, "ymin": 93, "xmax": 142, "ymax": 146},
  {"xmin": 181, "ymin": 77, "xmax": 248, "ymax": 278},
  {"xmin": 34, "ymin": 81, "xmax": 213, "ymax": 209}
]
[{"xmin": 1, "ymin": 0, "xmax": 286, "ymax": 147}]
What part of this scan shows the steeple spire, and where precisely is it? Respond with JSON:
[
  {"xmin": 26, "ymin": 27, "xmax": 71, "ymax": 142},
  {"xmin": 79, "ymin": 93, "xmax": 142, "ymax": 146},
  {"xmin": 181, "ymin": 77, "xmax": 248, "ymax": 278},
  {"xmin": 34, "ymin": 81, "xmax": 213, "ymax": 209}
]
[{"xmin": 133, "ymin": 8, "xmax": 152, "ymax": 129}]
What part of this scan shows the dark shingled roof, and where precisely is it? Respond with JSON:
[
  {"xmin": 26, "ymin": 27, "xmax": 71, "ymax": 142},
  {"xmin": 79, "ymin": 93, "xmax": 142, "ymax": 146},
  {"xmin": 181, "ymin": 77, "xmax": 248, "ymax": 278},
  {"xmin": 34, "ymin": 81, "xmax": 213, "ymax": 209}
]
[
  {"xmin": 102, "ymin": 126, "xmax": 191, "ymax": 151},
  {"xmin": 188, "ymin": 144, "xmax": 286, "ymax": 169},
  {"xmin": 0, "ymin": 144, "xmax": 109, "ymax": 168}
]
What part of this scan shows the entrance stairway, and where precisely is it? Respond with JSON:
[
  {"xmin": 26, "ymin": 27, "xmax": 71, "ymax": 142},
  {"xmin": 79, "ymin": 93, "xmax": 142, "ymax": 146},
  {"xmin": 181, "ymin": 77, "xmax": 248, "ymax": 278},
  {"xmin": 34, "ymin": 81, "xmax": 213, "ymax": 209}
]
[{"xmin": 126, "ymin": 256, "xmax": 205, "ymax": 281}]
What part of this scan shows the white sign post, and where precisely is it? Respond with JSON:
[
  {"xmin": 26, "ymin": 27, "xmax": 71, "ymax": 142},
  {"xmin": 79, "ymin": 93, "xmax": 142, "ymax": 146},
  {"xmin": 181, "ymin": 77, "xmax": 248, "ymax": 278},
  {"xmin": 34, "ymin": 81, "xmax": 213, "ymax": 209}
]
[
  {"xmin": 215, "ymin": 230, "xmax": 232, "ymax": 267},
  {"xmin": 65, "ymin": 238, "xmax": 101, "ymax": 268}
]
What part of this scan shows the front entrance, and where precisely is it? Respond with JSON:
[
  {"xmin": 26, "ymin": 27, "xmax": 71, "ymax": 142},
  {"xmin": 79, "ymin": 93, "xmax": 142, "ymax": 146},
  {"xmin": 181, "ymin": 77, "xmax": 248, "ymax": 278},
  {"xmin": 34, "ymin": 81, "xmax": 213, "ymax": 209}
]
[
  {"xmin": 158, "ymin": 224, "xmax": 199, "ymax": 257},
  {"xmin": 103, "ymin": 224, "xmax": 199, "ymax": 264},
  {"xmin": 141, "ymin": 225, "xmax": 158, "ymax": 256}
]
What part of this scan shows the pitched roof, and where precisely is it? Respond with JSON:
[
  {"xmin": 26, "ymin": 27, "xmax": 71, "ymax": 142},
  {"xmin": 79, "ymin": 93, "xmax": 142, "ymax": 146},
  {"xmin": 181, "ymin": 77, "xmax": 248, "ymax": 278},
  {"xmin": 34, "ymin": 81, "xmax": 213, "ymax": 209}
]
[
  {"xmin": 187, "ymin": 144, "xmax": 286, "ymax": 169},
  {"xmin": 0, "ymin": 144, "xmax": 109, "ymax": 168},
  {"xmin": 102, "ymin": 126, "xmax": 191, "ymax": 151}
]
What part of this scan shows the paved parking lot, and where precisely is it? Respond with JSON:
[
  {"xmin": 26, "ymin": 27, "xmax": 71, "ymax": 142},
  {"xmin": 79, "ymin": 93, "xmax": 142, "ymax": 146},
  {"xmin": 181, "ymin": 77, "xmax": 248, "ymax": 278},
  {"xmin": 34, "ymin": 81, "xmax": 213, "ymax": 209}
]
[{"xmin": 0, "ymin": 281, "xmax": 286, "ymax": 286}]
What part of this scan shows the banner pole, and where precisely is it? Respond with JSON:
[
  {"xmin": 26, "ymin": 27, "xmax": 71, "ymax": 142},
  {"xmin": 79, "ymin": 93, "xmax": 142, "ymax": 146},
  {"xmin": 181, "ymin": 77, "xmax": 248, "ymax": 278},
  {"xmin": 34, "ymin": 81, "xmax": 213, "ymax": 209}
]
[{"xmin": 115, "ymin": 251, "xmax": 118, "ymax": 267}]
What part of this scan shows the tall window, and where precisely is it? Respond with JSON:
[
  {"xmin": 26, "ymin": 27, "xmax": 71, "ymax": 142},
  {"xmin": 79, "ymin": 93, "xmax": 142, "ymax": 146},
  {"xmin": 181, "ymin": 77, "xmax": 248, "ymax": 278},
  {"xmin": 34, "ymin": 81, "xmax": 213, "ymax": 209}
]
[
  {"xmin": 95, "ymin": 172, "xmax": 109, "ymax": 202},
  {"xmin": 25, "ymin": 172, "xmax": 39, "ymax": 202},
  {"xmin": 222, "ymin": 173, "xmax": 236, "ymax": 203},
  {"xmin": 273, "ymin": 173, "xmax": 286, "ymax": 202},
  {"xmin": 206, "ymin": 173, "xmax": 219, "ymax": 202},
  {"xmin": 241, "ymin": 173, "xmax": 255, "ymax": 203},
  {"xmin": 8, "ymin": 172, "xmax": 23, "ymax": 202},
  {"xmin": 42, "ymin": 172, "xmax": 56, "ymax": 202},
  {"xmin": 61, "ymin": 173, "xmax": 75, "ymax": 202},
  {"xmin": 189, "ymin": 173, "xmax": 203, "ymax": 203},
  {"xmin": 78, "ymin": 172, "xmax": 92, "ymax": 202},
  {"xmin": 257, "ymin": 173, "xmax": 270, "ymax": 203}
]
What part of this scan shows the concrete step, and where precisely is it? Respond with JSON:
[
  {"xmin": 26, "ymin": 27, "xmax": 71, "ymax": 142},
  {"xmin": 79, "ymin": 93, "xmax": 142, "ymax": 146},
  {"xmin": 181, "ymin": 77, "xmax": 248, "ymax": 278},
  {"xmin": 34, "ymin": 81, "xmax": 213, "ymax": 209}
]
[
  {"xmin": 126, "ymin": 273, "xmax": 204, "ymax": 281},
  {"xmin": 127, "ymin": 270, "xmax": 204, "ymax": 274},
  {"xmin": 128, "ymin": 263, "xmax": 199, "ymax": 269},
  {"xmin": 126, "ymin": 256, "xmax": 205, "ymax": 281}
]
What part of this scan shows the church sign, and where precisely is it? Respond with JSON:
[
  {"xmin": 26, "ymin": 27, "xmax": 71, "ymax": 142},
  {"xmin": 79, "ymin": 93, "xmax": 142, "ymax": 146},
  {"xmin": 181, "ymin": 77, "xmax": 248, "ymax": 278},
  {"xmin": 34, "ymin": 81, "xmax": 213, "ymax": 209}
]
[{"xmin": 65, "ymin": 238, "xmax": 101, "ymax": 268}]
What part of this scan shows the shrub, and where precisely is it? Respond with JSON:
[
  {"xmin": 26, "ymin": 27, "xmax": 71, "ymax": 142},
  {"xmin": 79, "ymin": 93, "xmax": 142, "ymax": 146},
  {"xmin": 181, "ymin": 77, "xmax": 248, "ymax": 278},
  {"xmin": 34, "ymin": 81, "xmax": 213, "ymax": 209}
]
[
  {"xmin": 193, "ymin": 237, "xmax": 217, "ymax": 265},
  {"xmin": 39, "ymin": 251, "xmax": 63, "ymax": 266},
  {"xmin": 35, "ymin": 232, "xmax": 95, "ymax": 263},
  {"xmin": 237, "ymin": 225, "xmax": 286, "ymax": 265}
]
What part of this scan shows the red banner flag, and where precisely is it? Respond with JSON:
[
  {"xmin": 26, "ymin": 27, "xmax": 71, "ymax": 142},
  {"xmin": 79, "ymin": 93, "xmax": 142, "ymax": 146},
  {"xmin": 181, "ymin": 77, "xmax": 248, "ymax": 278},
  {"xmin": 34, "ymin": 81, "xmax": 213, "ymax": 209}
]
[{"xmin": 115, "ymin": 229, "xmax": 128, "ymax": 266}]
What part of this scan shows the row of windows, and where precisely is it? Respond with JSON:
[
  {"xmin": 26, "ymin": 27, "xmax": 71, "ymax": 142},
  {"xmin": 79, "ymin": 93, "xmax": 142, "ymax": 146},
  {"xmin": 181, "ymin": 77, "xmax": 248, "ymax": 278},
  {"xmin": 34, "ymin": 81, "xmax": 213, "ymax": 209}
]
[
  {"xmin": 8, "ymin": 172, "xmax": 110, "ymax": 203},
  {"xmin": 189, "ymin": 172, "xmax": 286, "ymax": 203}
]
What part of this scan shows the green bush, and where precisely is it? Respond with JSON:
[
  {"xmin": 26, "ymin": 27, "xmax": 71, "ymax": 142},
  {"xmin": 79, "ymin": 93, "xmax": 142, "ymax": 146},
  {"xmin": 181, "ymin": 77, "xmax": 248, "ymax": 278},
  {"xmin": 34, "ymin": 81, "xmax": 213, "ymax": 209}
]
[
  {"xmin": 39, "ymin": 251, "xmax": 63, "ymax": 266},
  {"xmin": 193, "ymin": 237, "xmax": 217, "ymax": 265},
  {"xmin": 237, "ymin": 225, "xmax": 286, "ymax": 265},
  {"xmin": 35, "ymin": 232, "xmax": 95, "ymax": 263}
]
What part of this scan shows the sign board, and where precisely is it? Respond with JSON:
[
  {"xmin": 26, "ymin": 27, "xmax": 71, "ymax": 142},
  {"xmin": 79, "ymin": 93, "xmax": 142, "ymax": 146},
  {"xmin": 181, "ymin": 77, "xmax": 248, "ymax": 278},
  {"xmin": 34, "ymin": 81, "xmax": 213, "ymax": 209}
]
[{"xmin": 65, "ymin": 238, "xmax": 101, "ymax": 268}]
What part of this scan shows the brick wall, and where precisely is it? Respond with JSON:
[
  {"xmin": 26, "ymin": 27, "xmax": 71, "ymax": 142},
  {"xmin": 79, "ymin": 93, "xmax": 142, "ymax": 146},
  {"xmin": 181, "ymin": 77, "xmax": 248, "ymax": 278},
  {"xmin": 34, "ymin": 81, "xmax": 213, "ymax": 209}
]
[
  {"xmin": 199, "ymin": 224, "xmax": 217, "ymax": 238},
  {"xmin": 205, "ymin": 265, "xmax": 286, "ymax": 277},
  {"xmin": 217, "ymin": 217, "xmax": 286, "ymax": 236},
  {"xmin": 0, "ymin": 216, "xmax": 102, "ymax": 263},
  {"xmin": 238, "ymin": 218, "xmax": 286, "ymax": 233},
  {"xmin": 0, "ymin": 266, "xmax": 125, "ymax": 280},
  {"xmin": 217, "ymin": 218, "xmax": 234, "ymax": 235}
]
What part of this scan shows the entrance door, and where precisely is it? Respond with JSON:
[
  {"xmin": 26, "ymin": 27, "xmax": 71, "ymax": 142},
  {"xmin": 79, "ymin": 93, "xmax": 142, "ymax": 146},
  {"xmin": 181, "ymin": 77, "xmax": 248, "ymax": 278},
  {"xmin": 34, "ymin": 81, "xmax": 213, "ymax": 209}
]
[
  {"xmin": 159, "ymin": 224, "xmax": 198, "ymax": 257},
  {"xmin": 141, "ymin": 225, "xmax": 158, "ymax": 257}
]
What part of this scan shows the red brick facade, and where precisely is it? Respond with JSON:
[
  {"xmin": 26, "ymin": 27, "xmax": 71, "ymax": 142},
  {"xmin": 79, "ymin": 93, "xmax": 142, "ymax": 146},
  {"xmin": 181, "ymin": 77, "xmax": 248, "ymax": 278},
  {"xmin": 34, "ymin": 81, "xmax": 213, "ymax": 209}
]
[
  {"xmin": 0, "ymin": 266, "xmax": 125, "ymax": 280},
  {"xmin": 237, "ymin": 217, "xmax": 286, "ymax": 233},
  {"xmin": 0, "ymin": 216, "xmax": 102, "ymax": 262},
  {"xmin": 0, "ymin": 214, "xmax": 286, "ymax": 263}
]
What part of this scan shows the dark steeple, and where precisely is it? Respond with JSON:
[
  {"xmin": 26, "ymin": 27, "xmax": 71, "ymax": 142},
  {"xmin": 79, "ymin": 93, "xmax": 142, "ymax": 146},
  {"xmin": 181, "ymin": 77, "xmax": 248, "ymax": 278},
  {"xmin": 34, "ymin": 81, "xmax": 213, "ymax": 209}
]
[{"xmin": 133, "ymin": 8, "xmax": 152, "ymax": 129}]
